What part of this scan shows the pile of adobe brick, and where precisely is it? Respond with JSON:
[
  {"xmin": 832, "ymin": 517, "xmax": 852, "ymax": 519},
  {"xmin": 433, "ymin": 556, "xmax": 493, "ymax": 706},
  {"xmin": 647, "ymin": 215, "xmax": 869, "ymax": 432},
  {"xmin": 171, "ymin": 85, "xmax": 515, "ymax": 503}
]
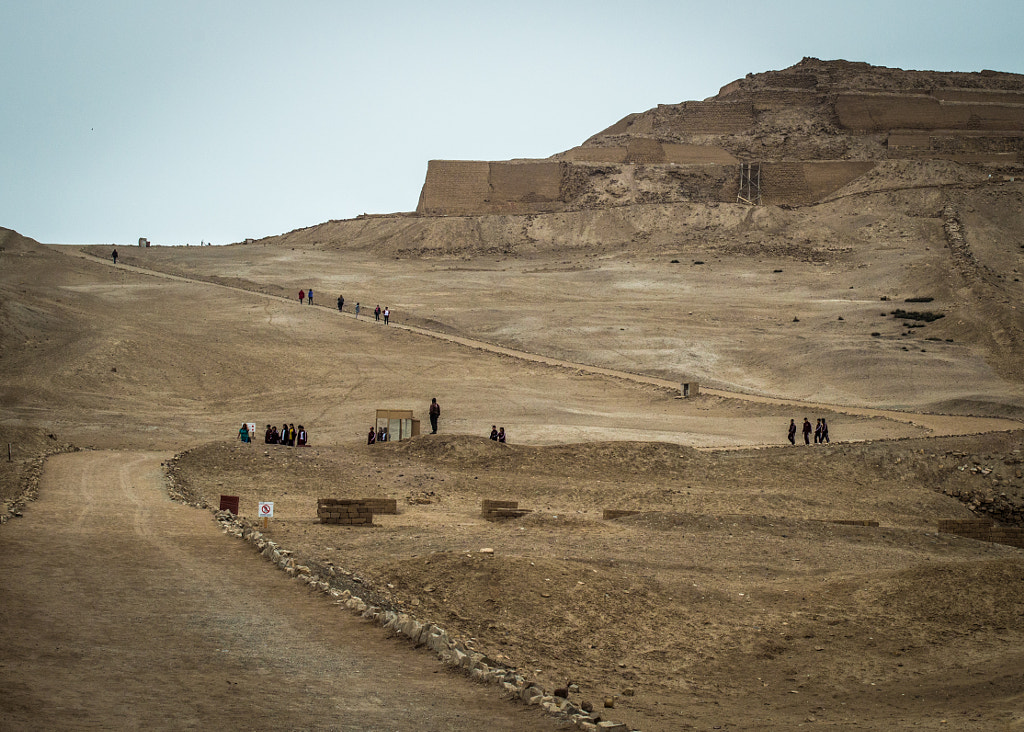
[
  {"xmin": 317, "ymin": 498, "xmax": 374, "ymax": 526},
  {"xmin": 481, "ymin": 499, "xmax": 532, "ymax": 521}
]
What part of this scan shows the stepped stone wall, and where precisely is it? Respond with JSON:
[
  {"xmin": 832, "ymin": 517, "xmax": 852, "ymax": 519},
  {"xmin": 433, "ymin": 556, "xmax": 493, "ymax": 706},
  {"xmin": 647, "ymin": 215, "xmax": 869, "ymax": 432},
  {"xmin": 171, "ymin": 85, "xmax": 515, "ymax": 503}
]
[
  {"xmin": 653, "ymin": 101, "xmax": 757, "ymax": 135},
  {"xmin": 836, "ymin": 93, "xmax": 1024, "ymax": 131},
  {"xmin": 489, "ymin": 161, "xmax": 563, "ymax": 210},
  {"xmin": 887, "ymin": 131, "xmax": 1024, "ymax": 163},
  {"xmin": 416, "ymin": 160, "xmax": 490, "ymax": 215},
  {"xmin": 561, "ymin": 142, "xmax": 737, "ymax": 165},
  {"xmin": 417, "ymin": 159, "xmax": 875, "ymax": 214},
  {"xmin": 758, "ymin": 161, "xmax": 876, "ymax": 205}
]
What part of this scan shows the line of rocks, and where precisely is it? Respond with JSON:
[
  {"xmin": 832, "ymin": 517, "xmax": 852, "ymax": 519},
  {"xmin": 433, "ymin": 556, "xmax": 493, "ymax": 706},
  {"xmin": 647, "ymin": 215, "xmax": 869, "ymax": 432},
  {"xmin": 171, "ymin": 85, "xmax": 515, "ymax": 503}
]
[
  {"xmin": 211, "ymin": 508, "xmax": 636, "ymax": 732},
  {"xmin": 0, "ymin": 442, "xmax": 78, "ymax": 525}
]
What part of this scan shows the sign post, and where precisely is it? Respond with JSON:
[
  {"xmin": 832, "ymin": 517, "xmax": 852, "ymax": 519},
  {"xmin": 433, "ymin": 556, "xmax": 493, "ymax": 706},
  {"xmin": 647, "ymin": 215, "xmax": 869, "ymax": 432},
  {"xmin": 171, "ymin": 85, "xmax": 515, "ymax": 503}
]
[{"xmin": 258, "ymin": 501, "xmax": 274, "ymax": 530}]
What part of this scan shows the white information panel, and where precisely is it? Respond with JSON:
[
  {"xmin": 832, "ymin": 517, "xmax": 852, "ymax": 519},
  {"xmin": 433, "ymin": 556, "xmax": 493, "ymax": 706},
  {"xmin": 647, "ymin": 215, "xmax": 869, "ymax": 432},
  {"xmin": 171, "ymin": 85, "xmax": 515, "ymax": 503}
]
[{"xmin": 258, "ymin": 501, "xmax": 274, "ymax": 518}]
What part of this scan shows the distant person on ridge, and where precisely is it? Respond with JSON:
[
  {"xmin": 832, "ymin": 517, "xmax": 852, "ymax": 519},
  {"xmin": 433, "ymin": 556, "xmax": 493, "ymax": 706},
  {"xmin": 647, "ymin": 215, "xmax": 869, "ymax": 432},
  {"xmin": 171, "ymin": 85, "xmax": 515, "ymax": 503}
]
[
  {"xmin": 374, "ymin": 305, "xmax": 381, "ymax": 322},
  {"xmin": 111, "ymin": 248, "xmax": 118, "ymax": 264},
  {"xmin": 239, "ymin": 423, "xmax": 250, "ymax": 443},
  {"xmin": 814, "ymin": 419, "xmax": 823, "ymax": 444},
  {"xmin": 802, "ymin": 418, "xmax": 812, "ymax": 445},
  {"xmin": 307, "ymin": 289, "xmax": 313, "ymax": 305},
  {"xmin": 367, "ymin": 427, "xmax": 376, "ymax": 445},
  {"xmin": 821, "ymin": 418, "xmax": 830, "ymax": 444},
  {"xmin": 787, "ymin": 419, "xmax": 796, "ymax": 445},
  {"xmin": 429, "ymin": 397, "xmax": 440, "ymax": 434},
  {"xmin": 299, "ymin": 289, "xmax": 305, "ymax": 304},
  {"xmin": 490, "ymin": 425, "xmax": 498, "ymax": 441},
  {"xmin": 337, "ymin": 295, "xmax": 344, "ymax": 312},
  {"xmin": 297, "ymin": 425, "xmax": 308, "ymax": 446},
  {"xmin": 355, "ymin": 302, "xmax": 360, "ymax": 317},
  {"xmin": 383, "ymin": 307, "xmax": 390, "ymax": 324},
  {"xmin": 497, "ymin": 427, "xmax": 506, "ymax": 443}
]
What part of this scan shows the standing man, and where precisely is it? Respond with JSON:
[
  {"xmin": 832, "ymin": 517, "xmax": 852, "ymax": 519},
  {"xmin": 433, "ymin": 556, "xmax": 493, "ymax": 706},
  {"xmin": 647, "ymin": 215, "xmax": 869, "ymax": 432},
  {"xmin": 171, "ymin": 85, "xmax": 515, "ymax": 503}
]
[
  {"xmin": 429, "ymin": 397, "xmax": 440, "ymax": 434},
  {"xmin": 355, "ymin": 302, "xmax": 360, "ymax": 317},
  {"xmin": 787, "ymin": 419, "xmax": 796, "ymax": 445},
  {"xmin": 337, "ymin": 295, "xmax": 344, "ymax": 312},
  {"xmin": 383, "ymin": 306, "xmax": 390, "ymax": 324},
  {"xmin": 111, "ymin": 248, "xmax": 118, "ymax": 264},
  {"xmin": 802, "ymin": 418, "xmax": 812, "ymax": 445},
  {"xmin": 374, "ymin": 305, "xmax": 381, "ymax": 322},
  {"xmin": 307, "ymin": 288, "xmax": 314, "ymax": 305}
]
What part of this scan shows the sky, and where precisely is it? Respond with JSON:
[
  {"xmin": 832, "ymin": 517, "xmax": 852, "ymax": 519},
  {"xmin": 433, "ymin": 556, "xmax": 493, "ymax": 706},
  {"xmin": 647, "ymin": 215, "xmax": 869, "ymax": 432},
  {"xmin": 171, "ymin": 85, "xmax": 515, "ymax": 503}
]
[{"xmin": 2, "ymin": 0, "xmax": 1022, "ymax": 246}]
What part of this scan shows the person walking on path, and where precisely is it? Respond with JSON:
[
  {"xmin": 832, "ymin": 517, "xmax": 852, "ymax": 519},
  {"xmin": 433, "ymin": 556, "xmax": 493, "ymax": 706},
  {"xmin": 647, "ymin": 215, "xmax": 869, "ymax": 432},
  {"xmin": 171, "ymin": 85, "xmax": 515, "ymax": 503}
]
[
  {"xmin": 383, "ymin": 307, "xmax": 390, "ymax": 324},
  {"xmin": 337, "ymin": 295, "xmax": 344, "ymax": 312},
  {"xmin": 299, "ymin": 289, "xmax": 305, "ymax": 304},
  {"xmin": 497, "ymin": 427, "xmax": 506, "ymax": 443},
  {"xmin": 239, "ymin": 423, "xmax": 250, "ymax": 443},
  {"xmin": 821, "ymin": 418, "xmax": 831, "ymax": 444},
  {"xmin": 787, "ymin": 419, "xmax": 796, "ymax": 445},
  {"xmin": 814, "ymin": 419, "xmax": 823, "ymax": 444},
  {"xmin": 111, "ymin": 248, "xmax": 118, "ymax": 264},
  {"xmin": 374, "ymin": 305, "xmax": 381, "ymax": 322},
  {"xmin": 428, "ymin": 398, "xmax": 440, "ymax": 434},
  {"xmin": 355, "ymin": 302, "xmax": 360, "ymax": 317},
  {"xmin": 307, "ymin": 289, "xmax": 314, "ymax": 305},
  {"xmin": 802, "ymin": 418, "xmax": 812, "ymax": 445}
]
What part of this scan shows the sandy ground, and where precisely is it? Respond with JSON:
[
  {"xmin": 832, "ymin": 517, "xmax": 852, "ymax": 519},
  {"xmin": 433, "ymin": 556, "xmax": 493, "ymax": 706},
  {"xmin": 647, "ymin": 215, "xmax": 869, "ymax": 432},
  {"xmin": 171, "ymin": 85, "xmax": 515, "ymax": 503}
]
[
  {"xmin": 1, "ymin": 222, "xmax": 1024, "ymax": 730},
  {"xmin": 0, "ymin": 451, "xmax": 561, "ymax": 731}
]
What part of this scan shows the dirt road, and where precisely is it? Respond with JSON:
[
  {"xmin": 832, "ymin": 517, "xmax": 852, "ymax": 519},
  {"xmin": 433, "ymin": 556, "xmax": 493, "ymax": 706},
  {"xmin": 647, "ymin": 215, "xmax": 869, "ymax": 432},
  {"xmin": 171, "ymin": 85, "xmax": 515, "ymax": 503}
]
[{"xmin": 0, "ymin": 451, "xmax": 559, "ymax": 731}]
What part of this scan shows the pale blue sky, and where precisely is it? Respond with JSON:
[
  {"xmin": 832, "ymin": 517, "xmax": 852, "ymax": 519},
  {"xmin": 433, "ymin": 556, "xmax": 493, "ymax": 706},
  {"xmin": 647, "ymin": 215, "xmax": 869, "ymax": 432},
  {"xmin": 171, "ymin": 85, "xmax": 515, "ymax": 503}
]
[{"xmin": 2, "ymin": 0, "xmax": 1021, "ymax": 245}]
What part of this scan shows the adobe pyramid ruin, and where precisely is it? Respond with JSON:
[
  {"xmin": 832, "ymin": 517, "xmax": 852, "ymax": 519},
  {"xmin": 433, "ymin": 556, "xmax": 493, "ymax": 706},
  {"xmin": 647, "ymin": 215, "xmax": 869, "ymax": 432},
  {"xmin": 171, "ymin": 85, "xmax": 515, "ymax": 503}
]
[{"xmin": 417, "ymin": 58, "xmax": 1024, "ymax": 215}]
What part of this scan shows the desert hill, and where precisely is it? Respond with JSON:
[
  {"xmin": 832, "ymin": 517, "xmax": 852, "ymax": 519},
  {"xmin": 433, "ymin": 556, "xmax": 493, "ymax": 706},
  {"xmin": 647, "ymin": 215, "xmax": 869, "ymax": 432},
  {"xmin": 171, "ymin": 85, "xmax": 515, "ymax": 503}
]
[{"xmin": 3, "ymin": 59, "xmax": 1024, "ymax": 731}]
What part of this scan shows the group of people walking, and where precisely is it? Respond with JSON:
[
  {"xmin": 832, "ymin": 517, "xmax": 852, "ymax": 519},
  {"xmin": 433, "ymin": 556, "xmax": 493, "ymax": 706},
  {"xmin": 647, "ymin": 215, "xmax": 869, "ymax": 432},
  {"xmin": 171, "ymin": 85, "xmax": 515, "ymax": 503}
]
[
  {"xmin": 788, "ymin": 418, "xmax": 830, "ymax": 445},
  {"xmin": 333, "ymin": 295, "xmax": 390, "ymax": 324},
  {"xmin": 264, "ymin": 423, "xmax": 308, "ymax": 446},
  {"xmin": 298, "ymin": 289, "xmax": 314, "ymax": 305}
]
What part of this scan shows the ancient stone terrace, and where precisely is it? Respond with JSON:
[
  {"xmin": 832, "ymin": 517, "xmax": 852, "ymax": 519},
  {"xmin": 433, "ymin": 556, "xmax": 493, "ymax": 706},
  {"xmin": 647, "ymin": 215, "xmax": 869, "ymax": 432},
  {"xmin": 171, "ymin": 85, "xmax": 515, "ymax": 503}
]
[{"xmin": 415, "ymin": 59, "xmax": 1024, "ymax": 216}]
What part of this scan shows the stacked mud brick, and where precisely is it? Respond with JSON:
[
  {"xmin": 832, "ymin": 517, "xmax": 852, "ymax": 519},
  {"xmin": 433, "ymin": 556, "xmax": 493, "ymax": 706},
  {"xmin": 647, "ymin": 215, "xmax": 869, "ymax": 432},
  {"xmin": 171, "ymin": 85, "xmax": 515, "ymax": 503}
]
[
  {"xmin": 828, "ymin": 519, "xmax": 880, "ymax": 527},
  {"xmin": 938, "ymin": 519, "xmax": 1024, "ymax": 549},
  {"xmin": 317, "ymin": 498, "xmax": 374, "ymax": 526},
  {"xmin": 481, "ymin": 499, "xmax": 532, "ymax": 521},
  {"xmin": 359, "ymin": 498, "xmax": 398, "ymax": 515},
  {"xmin": 603, "ymin": 509, "xmax": 640, "ymax": 520}
]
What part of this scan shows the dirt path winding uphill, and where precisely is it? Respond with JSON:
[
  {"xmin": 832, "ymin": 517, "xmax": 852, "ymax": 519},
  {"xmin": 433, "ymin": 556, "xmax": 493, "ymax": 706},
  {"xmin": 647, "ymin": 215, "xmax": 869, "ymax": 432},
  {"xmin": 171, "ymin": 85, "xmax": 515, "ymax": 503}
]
[
  {"xmin": 68, "ymin": 248, "xmax": 1024, "ymax": 442},
  {"xmin": 0, "ymin": 451, "xmax": 558, "ymax": 731}
]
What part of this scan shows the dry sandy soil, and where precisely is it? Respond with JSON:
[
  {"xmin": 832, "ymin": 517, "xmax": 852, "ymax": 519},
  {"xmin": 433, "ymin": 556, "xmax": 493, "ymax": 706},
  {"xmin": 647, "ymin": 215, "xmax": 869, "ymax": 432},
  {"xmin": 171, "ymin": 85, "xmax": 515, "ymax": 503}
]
[{"xmin": 2, "ymin": 161, "xmax": 1024, "ymax": 732}]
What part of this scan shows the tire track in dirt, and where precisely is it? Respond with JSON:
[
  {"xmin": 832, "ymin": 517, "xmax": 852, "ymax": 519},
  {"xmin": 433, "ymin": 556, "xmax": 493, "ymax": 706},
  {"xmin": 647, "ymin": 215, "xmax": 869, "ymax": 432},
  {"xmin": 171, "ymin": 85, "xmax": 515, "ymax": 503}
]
[
  {"xmin": 0, "ymin": 451, "xmax": 559, "ymax": 731},
  {"xmin": 65, "ymin": 248, "xmax": 1023, "ymax": 440}
]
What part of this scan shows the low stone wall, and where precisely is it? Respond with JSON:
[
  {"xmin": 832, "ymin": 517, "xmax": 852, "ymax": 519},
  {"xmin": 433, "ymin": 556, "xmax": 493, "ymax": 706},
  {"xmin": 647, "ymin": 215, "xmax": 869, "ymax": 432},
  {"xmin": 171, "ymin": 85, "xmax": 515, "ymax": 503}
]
[
  {"xmin": 317, "ymin": 498, "xmax": 374, "ymax": 526},
  {"xmin": 210, "ymin": 509, "xmax": 632, "ymax": 731},
  {"xmin": 360, "ymin": 497, "xmax": 398, "ymax": 515},
  {"xmin": 481, "ymin": 499, "xmax": 532, "ymax": 521},
  {"xmin": 938, "ymin": 519, "xmax": 1024, "ymax": 549}
]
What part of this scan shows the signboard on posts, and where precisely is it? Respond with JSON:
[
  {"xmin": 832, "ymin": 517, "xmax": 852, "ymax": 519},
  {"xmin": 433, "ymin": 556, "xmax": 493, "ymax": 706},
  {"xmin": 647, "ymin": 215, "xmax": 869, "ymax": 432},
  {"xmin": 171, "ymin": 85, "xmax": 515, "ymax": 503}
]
[{"xmin": 258, "ymin": 501, "xmax": 274, "ymax": 518}]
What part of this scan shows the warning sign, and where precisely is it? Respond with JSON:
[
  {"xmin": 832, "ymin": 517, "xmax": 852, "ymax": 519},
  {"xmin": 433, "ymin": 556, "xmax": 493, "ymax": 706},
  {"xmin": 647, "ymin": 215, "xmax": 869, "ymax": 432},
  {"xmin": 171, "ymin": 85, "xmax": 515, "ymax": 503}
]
[{"xmin": 258, "ymin": 501, "xmax": 274, "ymax": 518}]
